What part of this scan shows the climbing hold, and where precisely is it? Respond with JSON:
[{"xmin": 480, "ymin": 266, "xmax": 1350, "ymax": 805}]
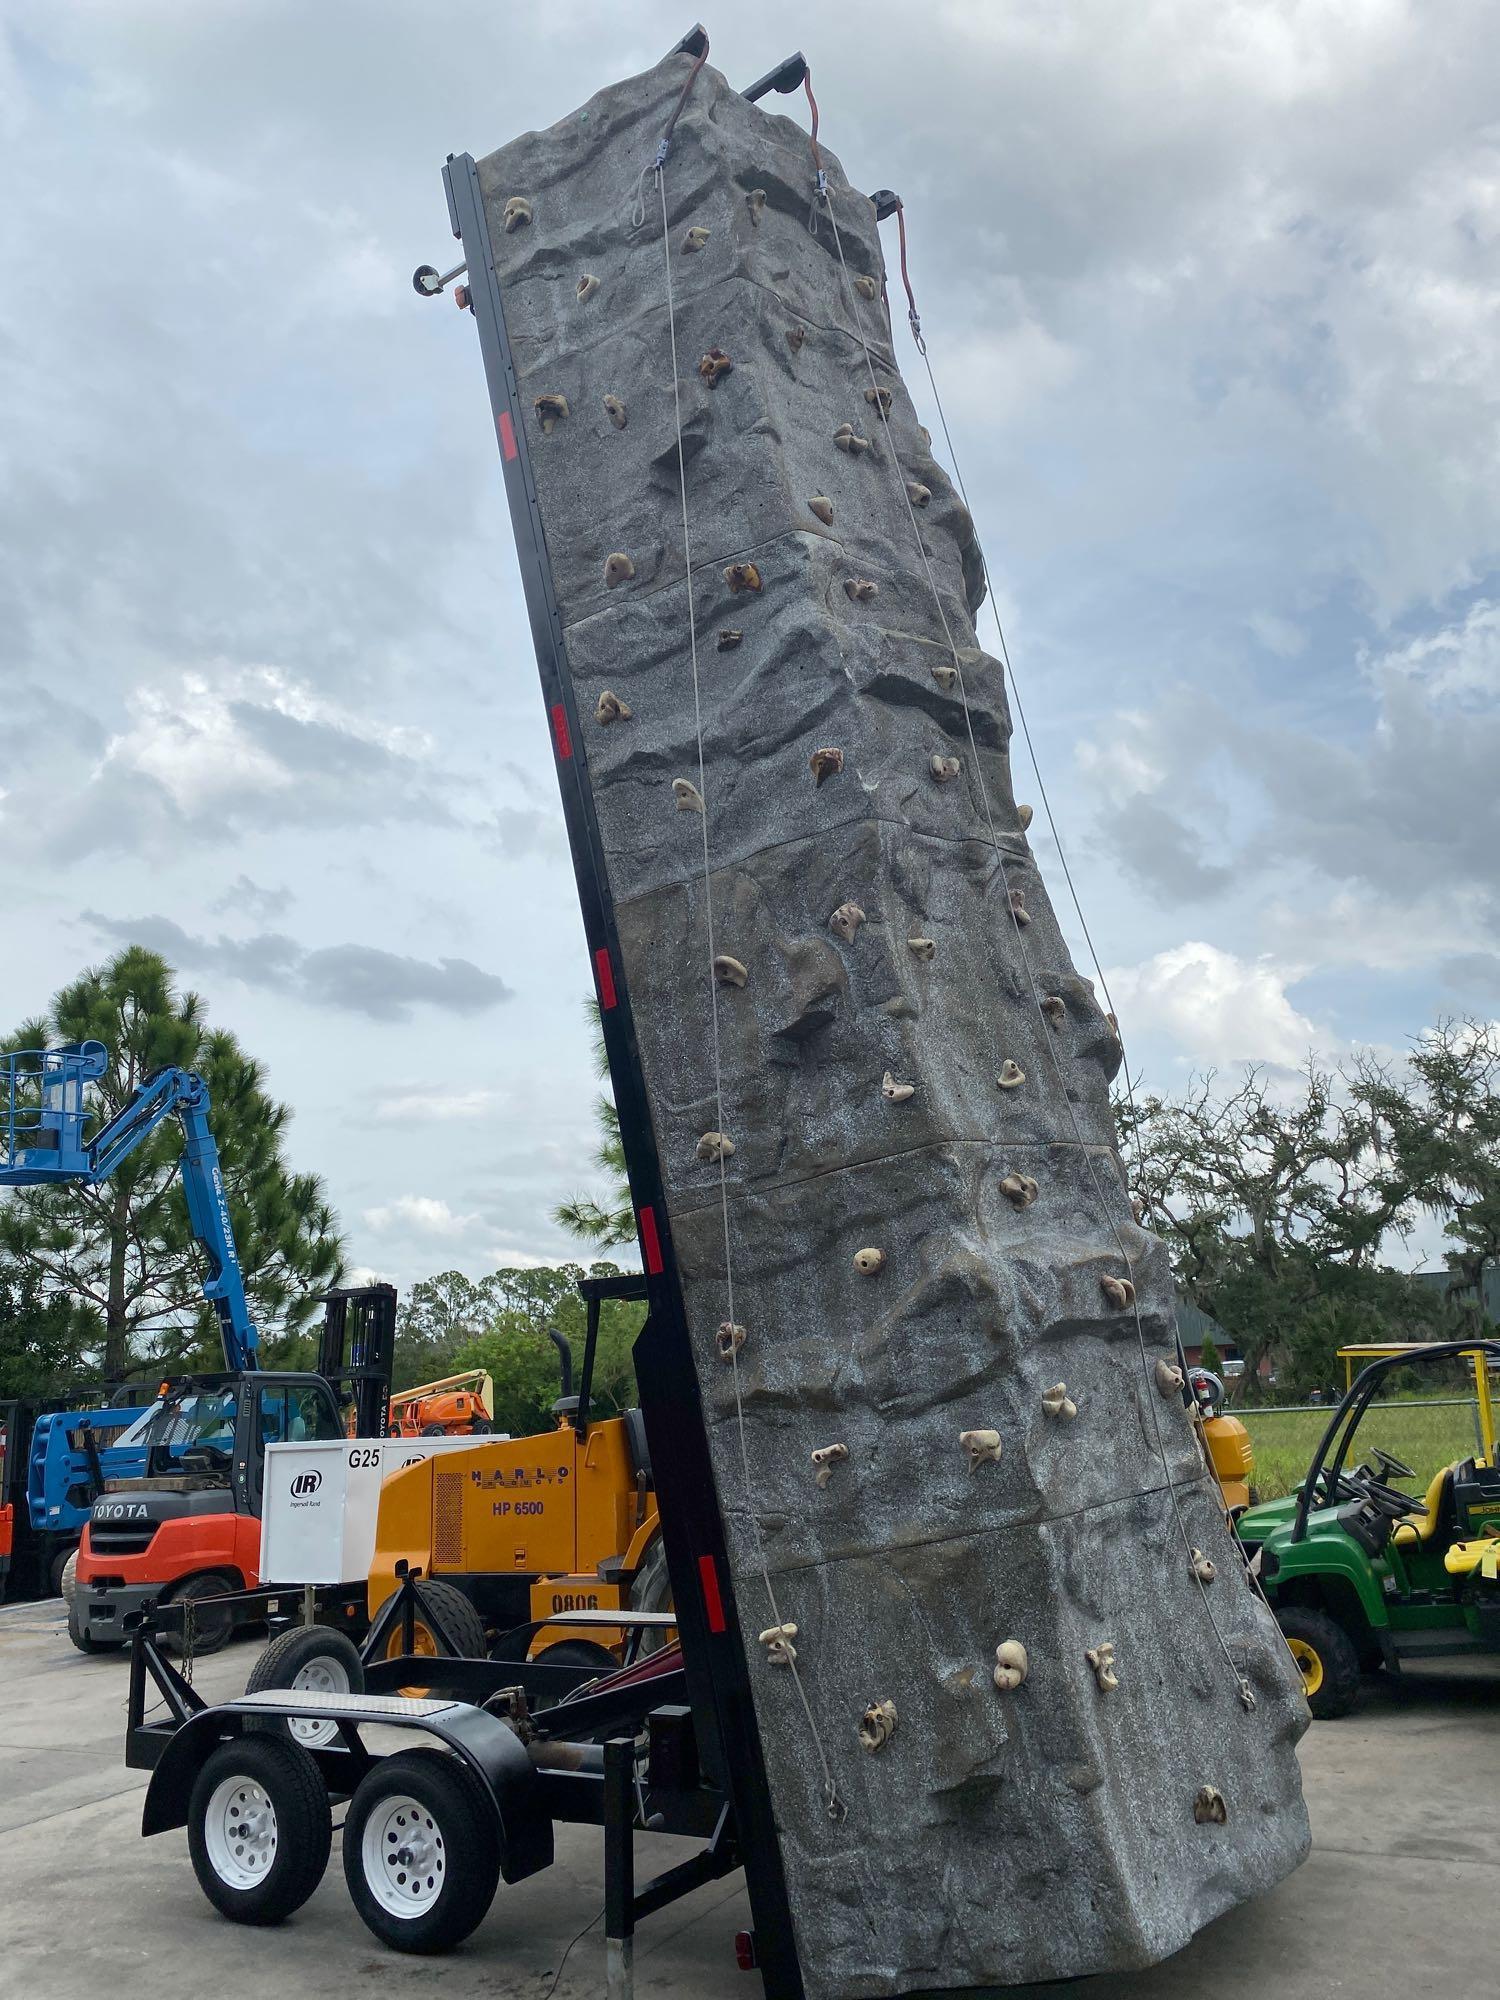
[
  {"xmin": 960, "ymin": 1429, "xmax": 1002, "ymax": 1471},
  {"xmin": 1193, "ymin": 1785, "xmax": 1228, "ymax": 1826},
  {"xmin": 672, "ymin": 778, "xmax": 705, "ymax": 813},
  {"xmin": 604, "ymin": 552, "xmax": 635, "ymax": 589},
  {"xmin": 603, "ymin": 393, "xmax": 627, "ymax": 429},
  {"xmin": 857, "ymin": 1699, "xmax": 898, "ymax": 1752},
  {"xmin": 918, "ymin": 423, "xmax": 933, "ymax": 451},
  {"xmin": 501, "ymin": 196, "xmax": 532, "ymax": 233},
  {"xmin": 833, "ymin": 422, "xmax": 872, "ymax": 456},
  {"xmin": 931, "ymin": 664, "xmax": 958, "ymax": 691},
  {"xmin": 713, "ymin": 955, "xmax": 749, "ymax": 987},
  {"xmin": 930, "ymin": 753, "xmax": 961, "ymax": 784},
  {"xmin": 1106, "ymin": 1010, "xmax": 1121, "ymax": 1038},
  {"xmin": 1007, "ymin": 888, "xmax": 1031, "ymax": 926},
  {"xmin": 759, "ymin": 1623, "xmax": 798, "ymax": 1667},
  {"xmin": 844, "ymin": 577, "xmax": 878, "ymax": 603},
  {"xmin": 576, "ymin": 273, "xmax": 600, "ymax": 302},
  {"xmin": 1040, "ymin": 995, "xmax": 1067, "ymax": 1029},
  {"xmin": 1001, "ymin": 1172, "xmax": 1039, "ymax": 1209},
  {"xmin": 716, "ymin": 1321, "xmax": 747, "ymax": 1361},
  {"xmin": 853, "ymin": 274, "xmax": 879, "ymax": 301},
  {"xmin": 699, "ymin": 348, "xmax": 733, "ymax": 387},
  {"xmin": 1085, "ymin": 1643, "xmax": 1118, "ymax": 1692},
  {"xmin": 1042, "ymin": 1383, "xmax": 1078, "ymax": 1421},
  {"xmin": 907, "ymin": 936, "xmax": 936, "ymax": 961},
  {"xmin": 810, "ymin": 1442, "xmax": 850, "ymax": 1489},
  {"xmin": 993, "ymin": 1640, "xmax": 1029, "ymax": 1690},
  {"xmin": 1155, "ymin": 1357, "xmax": 1185, "ymax": 1397},
  {"xmin": 717, "ymin": 629, "xmax": 744, "ymax": 650},
  {"xmin": 787, "ymin": 324, "xmax": 807, "ymax": 352},
  {"xmin": 997, "ymin": 1060, "xmax": 1025, "ymax": 1090},
  {"xmin": 533, "ymin": 393, "xmax": 569, "ymax": 433},
  {"xmin": 724, "ymin": 563, "xmax": 762, "ymax": 594},
  {"xmin": 1191, "ymin": 1548, "xmax": 1218, "ymax": 1585},
  {"xmin": 809, "ymin": 746, "xmax": 844, "ymax": 786},
  {"xmin": 1017, "ymin": 804, "xmax": 1034, "ymax": 831},
  {"xmin": 1130, "ymin": 1191, "xmax": 1147, "ymax": 1224},
  {"xmin": 829, "ymin": 901, "xmax": 866, "ymax": 943},
  {"xmin": 807, "ymin": 495, "xmax": 835, "ymax": 525},
  {"xmin": 864, "ymin": 386, "xmax": 893, "ymax": 420},
  {"xmin": 683, "ymin": 225, "xmax": 711, "ymax": 253},
  {"xmin": 594, "ymin": 690, "xmax": 631, "ymax": 726},
  {"xmin": 881, "ymin": 1071, "xmax": 916, "ymax": 1103},
  {"xmin": 746, "ymin": 187, "xmax": 767, "ymax": 227},
  {"xmin": 853, "ymin": 1247, "xmax": 886, "ymax": 1276},
  {"xmin": 696, "ymin": 1131, "xmax": 735, "ymax": 1164},
  {"xmin": 907, "ymin": 481, "xmax": 932, "ymax": 508},
  {"xmin": 1100, "ymin": 1275, "xmax": 1136, "ymax": 1310}
]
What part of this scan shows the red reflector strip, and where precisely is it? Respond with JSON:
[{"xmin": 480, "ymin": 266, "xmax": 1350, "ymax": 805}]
[
  {"xmin": 639, "ymin": 1203, "xmax": 663, "ymax": 1274},
  {"xmin": 498, "ymin": 409, "xmax": 518, "ymax": 461},
  {"xmin": 699, "ymin": 1553, "xmax": 727, "ymax": 1633},
  {"xmin": 594, "ymin": 947, "xmax": 617, "ymax": 1010},
  {"xmin": 550, "ymin": 703, "xmax": 572, "ymax": 760}
]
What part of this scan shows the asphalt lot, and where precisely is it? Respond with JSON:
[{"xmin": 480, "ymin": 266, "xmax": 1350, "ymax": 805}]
[{"xmin": 1, "ymin": 1595, "xmax": 1496, "ymax": 2000}]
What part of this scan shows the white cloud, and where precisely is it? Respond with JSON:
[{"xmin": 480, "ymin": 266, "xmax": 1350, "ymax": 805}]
[
  {"xmin": 362, "ymin": 1195, "xmax": 478, "ymax": 1239},
  {"xmin": 371, "ymin": 1087, "xmax": 504, "ymax": 1124},
  {"xmin": 1107, "ymin": 941, "xmax": 1319, "ymax": 1068}
]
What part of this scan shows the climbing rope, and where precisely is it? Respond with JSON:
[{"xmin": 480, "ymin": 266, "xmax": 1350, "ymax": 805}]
[
  {"xmin": 652, "ymin": 144, "xmax": 847, "ymax": 1823},
  {"xmin": 812, "ymin": 135, "xmax": 1256, "ymax": 1706}
]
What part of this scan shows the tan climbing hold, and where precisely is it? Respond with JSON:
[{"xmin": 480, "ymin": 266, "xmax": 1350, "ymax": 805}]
[
  {"xmin": 829, "ymin": 901, "xmax": 866, "ymax": 943},
  {"xmin": 533, "ymin": 393, "xmax": 569, "ymax": 433},
  {"xmin": 1040, "ymin": 995, "xmax": 1067, "ymax": 1028},
  {"xmin": 881, "ymin": 1071, "xmax": 915, "ymax": 1103},
  {"xmin": 858, "ymin": 1699, "xmax": 898, "ymax": 1752},
  {"xmin": 833, "ymin": 422, "xmax": 872, "ymax": 456},
  {"xmin": 811, "ymin": 1442, "xmax": 850, "ymax": 1489},
  {"xmin": 603, "ymin": 394, "xmax": 627, "ymax": 429},
  {"xmin": 808, "ymin": 746, "xmax": 844, "ymax": 786},
  {"xmin": 695, "ymin": 1131, "xmax": 734, "ymax": 1164},
  {"xmin": 853, "ymin": 274, "xmax": 879, "ymax": 300},
  {"xmin": 604, "ymin": 552, "xmax": 635, "ymax": 588},
  {"xmin": 787, "ymin": 324, "xmax": 807, "ymax": 352},
  {"xmin": 746, "ymin": 187, "xmax": 767, "ymax": 226},
  {"xmin": 997, "ymin": 1059, "xmax": 1025, "ymax": 1090},
  {"xmin": 993, "ymin": 1639, "xmax": 1029, "ymax": 1690},
  {"xmin": 576, "ymin": 273, "xmax": 600, "ymax": 302},
  {"xmin": 717, "ymin": 629, "xmax": 743, "ymax": 650},
  {"xmin": 907, "ymin": 936, "xmax": 936, "ymax": 961},
  {"xmin": 501, "ymin": 196, "xmax": 532, "ymax": 233},
  {"xmin": 1106, "ymin": 1010, "xmax": 1121, "ymax": 1038},
  {"xmin": 931, "ymin": 664, "xmax": 958, "ymax": 691},
  {"xmin": 960, "ymin": 1428, "xmax": 1002, "ymax": 1470},
  {"xmin": 759, "ymin": 1623, "xmax": 798, "ymax": 1667},
  {"xmin": 672, "ymin": 778, "xmax": 705, "ymax": 813},
  {"xmin": 907, "ymin": 481, "xmax": 932, "ymax": 507},
  {"xmin": 853, "ymin": 1247, "xmax": 887, "ymax": 1276},
  {"xmin": 713, "ymin": 955, "xmax": 749, "ymax": 988},
  {"xmin": 1155, "ymin": 1357, "xmax": 1185, "ymax": 1396},
  {"xmin": 1008, "ymin": 888, "xmax": 1032, "ymax": 926},
  {"xmin": 682, "ymin": 225, "xmax": 711, "ymax": 253},
  {"xmin": 1001, "ymin": 1172, "xmax": 1039, "ymax": 1209},
  {"xmin": 594, "ymin": 690, "xmax": 631, "ymax": 726},
  {"xmin": 844, "ymin": 577, "xmax": 878, "ymax": 602},
  {"xmin": 864, "ymin": 385, "xmax": 893, "ymax": 420},
  {"xmin": 807, "ymin": 495, "xmax": 835, "ymax": 525},
  {"xmin": 1194, "ymin": 1785, "xmax": 1228, "ymax": 1825},
  {"xmin": 1100, "ymin": 1275, "xmax": 1136, "ymax": 1310},
  {"xmin": 1191, "ymin": 1548, "xmax": 1218, "ymax": 1585},
  {"xmin": 918, "ymin": 423, "xmax": 933, "ymax": 450},
  {"xmin": 699, "ymin": 348, "xmax": 732, "ymax": 387},
  {"xmin": 1086, "ymin": 1642, "xmax": 1118, "ymax": 1692},
  {"xmin": 724, "ymin": 562, "xmax": 762, "ymax": 594},
  {"xmin": 930, "ymin": 753, "xmax": 961, "ymax": 784},
  {"xmin": 716, "ymin": 1321, "xmax": 746, "ymax": 1361},
  {"xmin": 1017, "ymin": 803, "xmax": 1034, "ymax": 830},
  {"xmin": 1042, "ymin": 1382, "xmax": 1078, "ymax": 1421}
]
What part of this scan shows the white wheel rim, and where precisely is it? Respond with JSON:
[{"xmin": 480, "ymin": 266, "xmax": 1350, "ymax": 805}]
[
  {"xmin": 361, "ymin": 1793, "xmax": 446, "ymax": 1917},
  {"xmin": 287, "ymin": 1654, "xmax": 351, "ymax": 1748},
  {"xmin": 204, "ymin": 1775, "xmax": 279, "ymax": 1890}
]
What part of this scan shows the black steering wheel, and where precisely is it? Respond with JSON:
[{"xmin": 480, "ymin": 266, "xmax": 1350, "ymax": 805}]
[{"xmin": 1365, "ymin": 1445, "xmax": 1418, "ymax": 1483}]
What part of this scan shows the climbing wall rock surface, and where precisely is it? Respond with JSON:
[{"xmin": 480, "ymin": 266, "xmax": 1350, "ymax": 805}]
[{"xmin": 476, "ymin": 45, "xmax": 1309, "ymax": 1998}]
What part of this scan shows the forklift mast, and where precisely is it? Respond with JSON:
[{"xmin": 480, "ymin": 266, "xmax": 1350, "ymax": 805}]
[{"xmin": 318, "ymin": 1283, "xmax": 397, "ymax": 1439}]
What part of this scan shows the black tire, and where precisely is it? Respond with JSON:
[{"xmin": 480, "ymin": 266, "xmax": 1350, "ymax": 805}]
[
  {"xmin": 67, "ymin": 1600, "xmax": 123, "ymax": 1654},
  {"xmin": 421, "ymin": 1422, "xmax": 447, "ymax": 1436},
  {"xmin": 187, "ymin": 1733, "xmax": 331, "ymax": 1926},
  {"xmin": 401, "ymin": 1580, "xmax": 487, "ymax": 1661},
  {"xmin": 163, "ymin": 1570, "xmax": 239, "ymax": 1656},
  {"xmin": 245, "ymin": 1626, "xmax": 365, "ymax": 1749},
  {"xmin": 535, "ymin": 1638, "xmax": 619, "ymax": 1676},
  {"xmin": 468, "ymin": 1417, "xmax": 493, "ymax": 1435},
  {"xmin": 629, "ymin": 1533, "xmax": 673, "ymax": 1655},
  {"xmin": 1278, "ymin": 1605, "xmax": 1362, "ymax": 1720},
  {"xmin": 342, "ymin": 1748, "xmax": 499, "ymax": 1953}
]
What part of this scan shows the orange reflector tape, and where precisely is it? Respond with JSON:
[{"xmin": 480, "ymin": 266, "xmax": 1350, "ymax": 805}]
[
  {"xmin": 699, "ymin": 1553, "xmax": 727, "ymax": 1633},
  {"xmin": 594, "ymin": 947, "xmax": 617, "ymax": 1010},
  {"xmin": 550, "ymin": 703, "xmax": 572, "ymax": 760},
  {"xmin": 639, "ymin": 1204, "xmax": 663, "ymax": 1274},
  {"xmin": 498, "ymin": 409, "xmax": 517, "ymax": 461}
]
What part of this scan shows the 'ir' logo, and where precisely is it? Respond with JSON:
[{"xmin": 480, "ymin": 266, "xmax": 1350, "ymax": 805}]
[{"xmin": 291, "ymin": 1470, "xmax": 323, "ymax": 1497}]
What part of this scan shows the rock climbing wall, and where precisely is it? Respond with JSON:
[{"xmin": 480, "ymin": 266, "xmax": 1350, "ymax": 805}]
[{"xmin": 475, "ymin": 43, "xmax": 1309, "ymax": 1997}]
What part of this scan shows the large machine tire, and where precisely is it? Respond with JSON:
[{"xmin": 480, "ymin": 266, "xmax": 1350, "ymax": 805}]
[
  {"xmin": 630, "ymin": 1532, "xmax": 673, "ymax": 1656},
  {"xmin": 163, "ymin": 1570, "xmax": 240, "ymax": 1657},
  {"xmin": 384, "ymin": 1580, "xmax": 487, "ymax": 1663},
  {"xmin": 1279, "ymin": 1606, "xmax": 1361, "ymax": 1720},
  {"xmin": 53, "ymin": 1546, "xmax": 79, "ymax": 1602},
  {"xmin": 188, "ymin": 1734, "xmax": 331, "ymax": 1925},
  {"xmin": 343, "ymin": 1748, "xmax": 500, "ymax": 1953},
  {"xmin": 245, "ymin": 1626, "xmax": 365, "ymax": 1749}
]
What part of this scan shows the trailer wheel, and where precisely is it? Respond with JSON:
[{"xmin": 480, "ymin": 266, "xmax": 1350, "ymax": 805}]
[
  {"xmin": 343, "ymin": 1749, "xmax": 500, "ymax": 1953},
  {"xmin": 188, "ymin": 1734, "xmax": 331, "ymax": 1925},
  {"xmin": 245, "ymin": 1626, "xmax": 365, "ymax": 1748}
]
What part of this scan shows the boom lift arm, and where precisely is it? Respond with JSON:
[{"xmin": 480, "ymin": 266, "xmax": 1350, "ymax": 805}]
[{"xmin": 0, "ymin": 1040, "xmax": 259, "ymax": 1369}]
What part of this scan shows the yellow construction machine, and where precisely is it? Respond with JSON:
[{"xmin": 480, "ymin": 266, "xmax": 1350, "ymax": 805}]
[{"xmin": 367, "ymin": 1272, "xmax": 669, "ymax": 1668}]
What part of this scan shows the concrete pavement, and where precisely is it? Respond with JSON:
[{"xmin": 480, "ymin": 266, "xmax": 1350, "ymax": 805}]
[{"xmin": 0, "ymin": 1595, "xmax": 1495, "ymax": 1999}]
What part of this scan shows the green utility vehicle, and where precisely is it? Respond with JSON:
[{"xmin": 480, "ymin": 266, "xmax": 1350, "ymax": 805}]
[{"xmin": 1236, "ymin": 1340, "xmax": 1500, "ymax": 1718}]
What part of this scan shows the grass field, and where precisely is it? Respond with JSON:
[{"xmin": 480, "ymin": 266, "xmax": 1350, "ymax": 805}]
[{"xmin": 1241, "ymin": 1398, "xmax": 1485, "ymax": 1502}]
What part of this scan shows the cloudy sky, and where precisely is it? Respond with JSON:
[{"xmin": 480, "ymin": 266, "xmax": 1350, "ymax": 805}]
[{"xmin": 2, "ymin": 2, "xmax": 1496, "ymax": 1290}]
